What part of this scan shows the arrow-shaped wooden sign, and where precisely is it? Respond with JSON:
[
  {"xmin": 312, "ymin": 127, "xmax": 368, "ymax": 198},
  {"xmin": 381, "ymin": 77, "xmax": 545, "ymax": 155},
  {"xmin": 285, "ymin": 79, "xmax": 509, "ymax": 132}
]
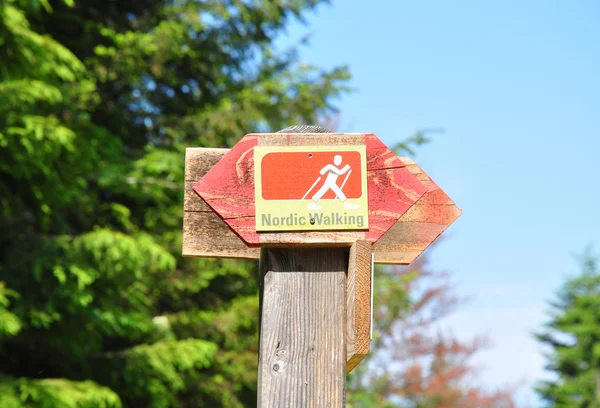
[
  {"xmin": 183, "ymin": 146, "xmax": 461, "ymax": 264},
  {"xmin": 182, "ymin": 130, "xmax": 460, "ymax": 407}
]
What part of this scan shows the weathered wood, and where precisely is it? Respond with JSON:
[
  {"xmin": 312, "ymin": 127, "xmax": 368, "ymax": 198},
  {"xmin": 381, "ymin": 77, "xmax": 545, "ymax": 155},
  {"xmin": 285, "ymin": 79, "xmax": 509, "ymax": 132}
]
[
  {"xmin": 185, "ymin": 148, "xmax": 228, "ymax": 184},
  {"xmin": 346, "ymin": 240, "xmax": 372, "ymax": 373},
  {"xmin": 258, "ymin": 132, "xmax": 364, "ymax": 147},
  {"xmin": 258, "ymin": 248, "xmax": 347, "ymax": 407},
  {"xmin": 183, "ymin": 148, "xmax": 461, "ymax": 264},
  {"xmin": 183, "ymin": 147, "xmax": 259, "ymax": 259},
  {"xmin": 184, "ymin": 147, "xmax": 229, "ymax": 181},
  {"xmin": 182, "ymin": 211, "xmax": 259, "ymax": 258},
  {"xmin": 373, "ymin": 159, "xmax": 462, "ymax": 264},
  {"xmin": 194, "ymin": 133, "xmax": 427, "ymax": 245},
  {"xmin": 184, "ymin": 181, "xmax": 212, "ymax": 212}
]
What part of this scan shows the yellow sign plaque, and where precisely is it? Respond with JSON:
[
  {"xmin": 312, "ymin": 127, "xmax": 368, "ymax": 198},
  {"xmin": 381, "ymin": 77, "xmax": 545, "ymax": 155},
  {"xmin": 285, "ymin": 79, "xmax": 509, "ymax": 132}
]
[{"xmin": 254, "ymin": 145, "xmax": 369, "ymax": 231}]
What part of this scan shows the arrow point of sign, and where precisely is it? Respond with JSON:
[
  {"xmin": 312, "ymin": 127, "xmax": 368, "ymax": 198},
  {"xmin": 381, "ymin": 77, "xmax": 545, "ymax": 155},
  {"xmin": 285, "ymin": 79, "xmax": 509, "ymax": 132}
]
[{"xmin": 372, "ymin": 160, "xmax": 462, "ymax": 264}]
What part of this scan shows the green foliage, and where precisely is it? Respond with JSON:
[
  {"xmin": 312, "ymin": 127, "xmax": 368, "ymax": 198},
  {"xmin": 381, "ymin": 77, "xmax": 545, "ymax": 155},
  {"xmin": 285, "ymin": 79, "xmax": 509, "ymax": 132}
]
[
  {"xmin": 536, "ymin": 248, "xmax": 600, "ymax": 407},
  {"xmin": 0, "ymin": 0, "xmax": 348, "ymax": 406},
  {"xmin": 390, "ymin": 128, "xmax": 443, "ymax": 156},
  {"xmin": 104, "ymin": 339, "xmax": 218, "ymax": 407},
  {"xmin": 0, "ymin": 376, "xmax": 121, "ymax": 408},
  {"xmin": 0, "ymin": 282, "xmax": 21, "ymax": 338}
]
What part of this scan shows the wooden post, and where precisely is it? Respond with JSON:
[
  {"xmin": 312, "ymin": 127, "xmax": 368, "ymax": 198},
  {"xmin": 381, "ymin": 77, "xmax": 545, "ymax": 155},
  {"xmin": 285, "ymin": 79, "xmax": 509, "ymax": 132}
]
[
  {"xmin": 258, "ymin": 247, "xmax": 347, "ymax": 407},
  {"xmin": 346, "ymin": 240, "xmax": 372, "ymax": 373}
]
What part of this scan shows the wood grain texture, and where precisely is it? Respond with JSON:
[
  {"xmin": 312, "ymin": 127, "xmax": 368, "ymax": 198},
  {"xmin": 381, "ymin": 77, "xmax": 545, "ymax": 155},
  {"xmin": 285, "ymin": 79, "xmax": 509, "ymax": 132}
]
[
  {"xmin": 365, "ymin": 167, "xmax": 426, "ymax": 242},
  {"xmin": 258, "ymin": 248, "xmax": 347, "ymax": 407},
  {"xmin": 184, "ymin": 147, "xmax": 229, "ymax": 181},
  {"xmin": 346, "ymin": 241, "xmax": 372, "ymax": 373},
  {"xmin": 373, "ymin": 158, "xmax": 462, "ymax": 264},
  {"xmin": 258, "ymin": 132, "xmax": 365, "ymax": 147},
  {"xmin": 182, "ymin": 147, "xmax": 258, "ymax": 259},
  {"xmin": 183, "ymin": 149, "xmax": 461, "ymax": 264},
  {"xmin": 193, "ymin": 133, "xmax": 427, "ymax": 246},
  {"xmin": 194, "ymin": 136, "xmax": 257, "ymax": 219},
  {"xmin": 185, "ymin": 147, "xmax": 228, "ymax": 181},
  {"xmin": 184, "ymin": 181, "xmax": 211, "ymax": 212},
  {"xmin": 182, "ymin": 211, "xmax": 259, "ymax": 258}
]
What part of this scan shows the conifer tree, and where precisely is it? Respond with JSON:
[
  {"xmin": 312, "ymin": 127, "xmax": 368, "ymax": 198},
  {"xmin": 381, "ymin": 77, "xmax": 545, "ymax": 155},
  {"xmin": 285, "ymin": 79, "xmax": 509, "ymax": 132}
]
[{"xmin": 536, "ymin": 249, "xmax": 600, "ymax": 407}]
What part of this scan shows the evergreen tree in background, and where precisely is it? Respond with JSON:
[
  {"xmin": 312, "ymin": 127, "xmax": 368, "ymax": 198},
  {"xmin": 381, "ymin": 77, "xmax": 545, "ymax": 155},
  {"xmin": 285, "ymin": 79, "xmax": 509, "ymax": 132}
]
[
  {"xmin": 0, "ymin": 0, "xmax": 348, "ymax": 406},
  {"xmin": 536, "ymin": 249, "xmax": 600, "ymax": 407}
]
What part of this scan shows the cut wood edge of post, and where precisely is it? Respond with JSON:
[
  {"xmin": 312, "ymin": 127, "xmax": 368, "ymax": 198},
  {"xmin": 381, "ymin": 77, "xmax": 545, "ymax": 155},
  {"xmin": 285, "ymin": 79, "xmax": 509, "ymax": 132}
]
[{"xmin": 346, "ymin": 240, "xmax": 372, "ymax": 373}]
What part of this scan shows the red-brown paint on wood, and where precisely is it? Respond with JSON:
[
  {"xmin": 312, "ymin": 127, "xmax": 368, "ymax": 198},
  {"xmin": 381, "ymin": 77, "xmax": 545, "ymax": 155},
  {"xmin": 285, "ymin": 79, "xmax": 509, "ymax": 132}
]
[
  {"xmin": 194, "ymin": 133, "xmax": 428, "ymax": 246},
  {"xmin": 373, "ymin": 160, "xmax": 462, "ymax": 264},
  {"xmin": 194, "ymin": 135, "xmax": 257, "ymax": 219},
  {"xmin": 364, "ymin": 133, "xmax": 405, "ymax": 170},
  {"xmin": 225, "ymin": 216, "xmax": 260, "ymax": 245},
  {"xmin": 365, "ymin": 167, "xmax": 428, "ymax": 241}
]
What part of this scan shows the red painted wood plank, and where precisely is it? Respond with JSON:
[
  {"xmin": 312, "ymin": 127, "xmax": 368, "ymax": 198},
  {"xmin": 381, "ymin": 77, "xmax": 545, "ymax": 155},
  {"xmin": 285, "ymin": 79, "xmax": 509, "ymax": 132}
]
[
  {"xmin": 226, "ymin": 216, "xmax": 260, "ymax": 245},
  {"xmin": 373, "ymin": 161, "xmax": 462, "ymax": 264},
  {"xmin": 193, "ymin": 135, "xmax": 257, "ymax": 219},
  {"xmin": 364, "ymin": 133, "xmax": 406, "ymax": 170}
]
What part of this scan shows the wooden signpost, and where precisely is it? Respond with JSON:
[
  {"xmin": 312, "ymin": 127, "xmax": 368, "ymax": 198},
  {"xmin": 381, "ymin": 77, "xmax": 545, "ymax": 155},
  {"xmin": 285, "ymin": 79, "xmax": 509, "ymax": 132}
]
[{"xmin": 183, "ymin": 126, "xmax": 460, "ymax": 407}]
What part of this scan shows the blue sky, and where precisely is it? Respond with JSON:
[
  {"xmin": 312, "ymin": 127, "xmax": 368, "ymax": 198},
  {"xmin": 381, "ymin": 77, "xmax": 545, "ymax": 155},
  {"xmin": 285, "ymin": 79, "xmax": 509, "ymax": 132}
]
[{"xmin": 278, "ymin": 1, "xmax": 600, "ymax": 405}]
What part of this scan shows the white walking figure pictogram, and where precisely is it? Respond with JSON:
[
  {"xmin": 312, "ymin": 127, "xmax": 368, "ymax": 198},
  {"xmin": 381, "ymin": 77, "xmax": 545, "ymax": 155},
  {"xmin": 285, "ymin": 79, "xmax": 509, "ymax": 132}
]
[
  {"xmin": 312, "ymin": 155, "xmax": 351, "ymax": 201},
  {"xmin": 301, "ymin": 154, "xmax": 360, "ymax": 211}
]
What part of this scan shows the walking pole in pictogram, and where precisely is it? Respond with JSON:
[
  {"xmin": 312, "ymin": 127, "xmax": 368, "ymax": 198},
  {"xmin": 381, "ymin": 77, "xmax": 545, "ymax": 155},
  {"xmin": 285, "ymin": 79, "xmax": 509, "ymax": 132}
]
[
  {"xmin": 301, "ymin": 176, "xmax": 323, "ymax": 200},
  {"xmin": 334, "ymin": 169, "xmax": 353, "ymax": 201}
]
